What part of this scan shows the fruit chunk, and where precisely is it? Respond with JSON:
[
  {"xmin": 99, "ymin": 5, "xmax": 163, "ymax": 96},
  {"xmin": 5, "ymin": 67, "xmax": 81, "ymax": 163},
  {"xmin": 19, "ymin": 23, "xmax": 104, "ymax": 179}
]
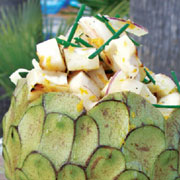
[
  {"xmin": 86, "ymin": 147, "xmax": 125, "ymax": 180},
  {"xmin": 122, "ymin": 125, "xmax": 166, "ymax": 176},
  {"xmin": 70, "ymin": 115, "xmax": 98, "ymax": 166},
  {"xmin": 116, "ymin": 170, "xmax": 149, "ymax": 180},
  {"xmin": 37, "ymin": 38, "xmax": 66, "ymax": 71},
  {"xmin": 147, "ymin": 73, "xmax": 177, "ymax": 98},
  {"xmin": 58, "ymin": 164, "xmax": 86, "ymax": 180},
  {"xmin": 105, "ymin": 78, "xmax": 157, "ymax": 104},
  {"xmin": 15, "ymin": 169, "xmax": 28, "ymax": 180},
  {"xmin": 104, "ymin": 34, "xmax": 141, "ymax": 76},
  {"xmin": 64, "ymin": 47, "xmax": 99, "ymax": 71},
  {"xmin": 107, "ymin": 17, "xmax": 148, "ymax": 36},
  {"xmin": 87, "ymin": 64, "xmax": 108, "ymax": 89},
  {"xmin": 22, "ymin": 152, "xmax": 56, "ymax": 180},
  {"xmin": 158, "ymin": 92, "xmax": 180, "ymax": 118},
  {"xmin": 18, "ymin": 105, "xmax": 45, "ymax": 167},
  {"xmin": 88, "ymin": 101, "xmax": 129, "ymax": 149},
  {"xmin": 79, "ymin": 16, "xmax": 113, "ymax": 43},
  {"xmin": 43, "ymin": 92, "xmax": 84, "ymax": 120},
  {"xmin": 27, "ymin": 68, "xmax": 68, "ymax": 101},
  {"xmin": 103, "ymin": 92, "xmax": 165, "ymax": 130},
  {"xmin": 165, "ymin": 109, "xmax": 180, "ymax": 149},
  {"xmin": 151, "ymin": 150, "xmax": 178, "ymax": 180},
  {"xmin": 39, "ymin": 113, "xmax": 74, "ymax": 170},
  {"xmin": 69, "ymin": 71, "xmax": 100, "ymax": 110}
]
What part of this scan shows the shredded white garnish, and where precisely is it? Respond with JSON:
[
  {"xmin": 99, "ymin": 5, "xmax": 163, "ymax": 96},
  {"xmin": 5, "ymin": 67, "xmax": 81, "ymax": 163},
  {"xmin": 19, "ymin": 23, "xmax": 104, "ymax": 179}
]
[{"xmin": 9, "ymin": 69, "xmax": 29, "ymax": 85}]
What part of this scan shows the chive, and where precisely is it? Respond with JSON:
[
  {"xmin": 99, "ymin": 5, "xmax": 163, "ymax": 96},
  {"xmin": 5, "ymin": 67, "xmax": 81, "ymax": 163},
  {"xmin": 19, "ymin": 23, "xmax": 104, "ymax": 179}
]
[
  {"xmin": 153, "ymin": 104, "xmax": 180, "ymax": 108},
  {"xmin": 74, "ymin": 37, "xmax": 93, "ymax": 47},
  {"xmin": 127, "ymin": 33, "xmax": 141, "ymax": 46},
  {"xmin": 144, "ymin": 68, "xmax": 156, "ymax": 84},
  {"xmin": 171, "ymin": 71, "xmax": 180, "ymax": 93},
  {"xmin": 56, "ymin": 38, "xmax": 80, "ymax": 47},
  {"xmin": 115, "ymin": 14, "xmax": 120, "ymax": 18},
  {"xmin": 67, "ymin": 4, "xmax": 86, "ymax": 43},
  {"xmin": 102, "ymin": 15, "xmax": 109, "ymax": 22},
  {"xmin": 94, "ymin": 14, "xmax": 116, "ymax": 34},
  {"xmin": 143, "ymin": 78, "xmax": 151, "ymax": 84},
  {"xmin": 89, "ymin": 23, "xmax": 129, "ymax": 59}
]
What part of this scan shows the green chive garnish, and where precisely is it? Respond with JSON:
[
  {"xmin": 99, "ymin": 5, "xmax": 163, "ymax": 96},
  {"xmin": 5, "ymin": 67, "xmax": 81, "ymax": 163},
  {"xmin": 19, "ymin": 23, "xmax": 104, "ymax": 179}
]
[
  {"xmin": 74, "ymin": 37, "xmax": 93, "ymax": 47},
  {"xmin": 143, "ymin": 78, "xmax": 151, "ymax": 84},
  {"xmin": 56, "ymin": 38, "xmax": 80, "ymax": 47},
  {"xmin": 171, "ymin": 71, "xmax": 180, "ymax": 93},
  {"xmin": 144, "ymin": 68, "xmax": 156, "ymax": 84},
  {"xmin": 94, "ymin": 14, "xmax": 116, "ymax": 34},
  {"xmin": 67, "ymin": 4, "xmax": 86, "ymax": 43},
  {"xmin": 127, "ymin": 33, "xmax": 141, "ymax": 46},
  {"xmin": 153, "ymin": 104, "xmax": 180, "ymax": 108},
  {"xmin": 88, "ymin": 23, "xmax": 129, "ymax": 59}
]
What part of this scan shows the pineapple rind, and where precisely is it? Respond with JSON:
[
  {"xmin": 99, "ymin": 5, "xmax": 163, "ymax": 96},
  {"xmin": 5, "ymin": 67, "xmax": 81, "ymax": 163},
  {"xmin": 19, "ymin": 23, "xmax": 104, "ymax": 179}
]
[
  {"xmin": 58, "ymin": 164, "xmax": 86, "ymax": 180},
  {"xmin": 116, "ymin": 169, "xmax": 149, "ymax": 180},
  {"xmin": 122, "ymin": 126, "xmax": 166, "ymax": 177},
  {"xmin": 88, "ymin": 101, "xmax": 129, "ymax": 149},
  {"xmin": 70, "ymin": 115, "xmax": 99, "ymax": 166},
  {"xmin": 39, "ymin": 113, "xmax": 74, "ymax": 170},
  {"xmin": 14, "ymin": 169, "xmax": 28, "ymax": 180},
  {"xmin": 3, "ymin": 79, "xmax": 180, "ymax": 180},
  {"xmin": 151, "ymin": 150, "xmax": 178, "ymax": 180},
  {"xmin": 103, "ymin": 91, "xmax": 165, "ymax": 131},
  {"xmin": 86, "ymin": 147, "xmax": 125, "ymax": 180}
]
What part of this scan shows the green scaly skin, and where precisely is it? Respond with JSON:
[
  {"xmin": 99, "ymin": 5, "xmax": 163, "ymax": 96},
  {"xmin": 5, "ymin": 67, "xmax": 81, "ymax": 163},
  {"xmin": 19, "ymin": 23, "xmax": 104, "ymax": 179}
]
[{"xmin": 2, "ymin": 79, "xmax": 180, "ymax": 180}]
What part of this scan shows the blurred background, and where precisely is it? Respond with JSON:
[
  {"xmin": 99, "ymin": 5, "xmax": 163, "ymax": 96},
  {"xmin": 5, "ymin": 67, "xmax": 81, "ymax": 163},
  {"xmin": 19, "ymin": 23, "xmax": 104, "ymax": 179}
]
[{"xmin": 0, "ymin": 0, "xmax": 179, "ymax": 137}]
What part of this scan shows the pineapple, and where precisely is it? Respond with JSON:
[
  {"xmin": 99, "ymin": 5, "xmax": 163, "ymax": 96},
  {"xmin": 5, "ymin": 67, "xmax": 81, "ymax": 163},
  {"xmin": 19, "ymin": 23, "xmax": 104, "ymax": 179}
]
[
  {"xmin": 2, "ymin": 80, "xmax": 180, "ymax": 180},
  {"xmin": 3, "ymin": 7, "xmax": 180, "ymax": 180}
]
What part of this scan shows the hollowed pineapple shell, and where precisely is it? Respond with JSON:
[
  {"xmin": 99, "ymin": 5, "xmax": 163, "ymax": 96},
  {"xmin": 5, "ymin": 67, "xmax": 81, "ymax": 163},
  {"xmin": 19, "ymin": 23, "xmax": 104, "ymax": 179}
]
[{"xmin": 3, "ymin": 79, "xmax": 180, "ymax": 180}]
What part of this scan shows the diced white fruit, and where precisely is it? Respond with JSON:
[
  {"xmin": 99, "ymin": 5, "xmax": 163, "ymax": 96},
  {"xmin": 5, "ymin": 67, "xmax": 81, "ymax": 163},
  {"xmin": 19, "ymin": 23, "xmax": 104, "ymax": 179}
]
[
  {"xmin": 37, "ymin": 38, "xmax": 66, "ymax": 72},
  {"xmin": 104, "ymin": 34, "xmax": 142, "ymax": 78},
  {"xmin": 64, "ymin": 47, "xmax": 99, "ymax": 71},
  {"xmin": 106, "ymin": 78, "xmax": 157, "ymax": 104},
  {"xmin": 27, "ymin": 69, "xmax": 68, "ymax": 101},
  {"xmin": 158, "ymin": 92, "xmax": 180, "ymax": 118},
  {"xmin": 147, "ymin": 73, "xmax": 177, "ymax": 98},
  {"xmin": 76, "ymin": 90, "xmax": 98, "ymax": 111},
  {"xmin": 79, "ymin": 16, "xmax": 113, "ymax": 44},
  {"xmin": 106, "ymin": 17, "xmax": 148, "ymax": 37},
  {"xmin": 69, "ymin": 71, "xmax": 100, "ymax": 98},
  {"xmin": 87, "ymin": 64, "xmax": 108, "ymax": 89},
  {"xmin": 69, "ymin": 71, "xmax": 100, "ymax": 110}
]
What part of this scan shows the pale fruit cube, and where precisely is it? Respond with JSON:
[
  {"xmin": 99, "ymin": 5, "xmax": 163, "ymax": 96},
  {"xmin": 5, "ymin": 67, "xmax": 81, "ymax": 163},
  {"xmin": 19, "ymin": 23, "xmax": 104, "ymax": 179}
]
[
  {"xmin": 104, "ymin": 34, "xmax": 142, "ymax": 78},
  {"xmin": 148, "ymin": 74, "xmax": 177, "ymax": 98},
  {"xmin": 106, "ymin": 78, "xmax": 157, "ymax": 104},
  {"xmin": 79, "ymin": 16, "xmax": 113, "ymax": 44},
  {"xmin": 64, "ymin": 47, "xmax": 99, "ymax": 71},
  {"xmin": 158, "ymin": 92, "xmax": 180, "ymax": 118},
  {"xmin": 87, "ymin": 64, "xmax": 108, "ymax": 89},
  {"xmin": 37, "ymin": 38, "xmax": 66, "ymax": 72},
  {"xmin": 27, "ymin": 69, "xmax": 68, "ymax": 101},
  {"xmin": 69, "ymin": 71, "xmax": 101, "ymax": 110},
  {"xmin": 69, "ymin": 71, "xmax": 100, "ymax": 98}
]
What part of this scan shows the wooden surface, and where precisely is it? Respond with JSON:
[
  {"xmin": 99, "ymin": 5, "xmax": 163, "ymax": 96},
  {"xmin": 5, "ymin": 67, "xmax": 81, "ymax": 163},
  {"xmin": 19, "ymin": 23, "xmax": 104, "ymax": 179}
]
[{"xmin": 130, "ymin": 0, "xmax": 180, "ymax": 79}]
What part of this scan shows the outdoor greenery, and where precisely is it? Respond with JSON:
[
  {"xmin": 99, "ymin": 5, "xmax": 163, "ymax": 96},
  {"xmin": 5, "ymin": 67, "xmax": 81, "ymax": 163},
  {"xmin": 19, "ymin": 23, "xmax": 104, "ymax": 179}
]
[
  {"xmin": 79, "ymin": 0, "xmax": 129, "ymax": 17},
  {"xmin": 0, "ymin": 0, "xmax": 43, "ymax": 98}
]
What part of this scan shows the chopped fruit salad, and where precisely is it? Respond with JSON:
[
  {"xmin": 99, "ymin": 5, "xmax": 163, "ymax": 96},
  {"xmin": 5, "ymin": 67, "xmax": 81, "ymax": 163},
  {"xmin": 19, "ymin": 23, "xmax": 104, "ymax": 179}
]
[{"xmin": 10, "ymin": 5, "xmax": 180, "ymax": 118}]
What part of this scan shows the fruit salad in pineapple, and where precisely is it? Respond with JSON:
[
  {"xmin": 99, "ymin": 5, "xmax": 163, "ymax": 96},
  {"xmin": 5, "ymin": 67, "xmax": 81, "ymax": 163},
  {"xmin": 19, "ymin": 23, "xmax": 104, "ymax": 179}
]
[{"xmin": 3, "ymin": 5, "xmax": 180, "ymax": 180}]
